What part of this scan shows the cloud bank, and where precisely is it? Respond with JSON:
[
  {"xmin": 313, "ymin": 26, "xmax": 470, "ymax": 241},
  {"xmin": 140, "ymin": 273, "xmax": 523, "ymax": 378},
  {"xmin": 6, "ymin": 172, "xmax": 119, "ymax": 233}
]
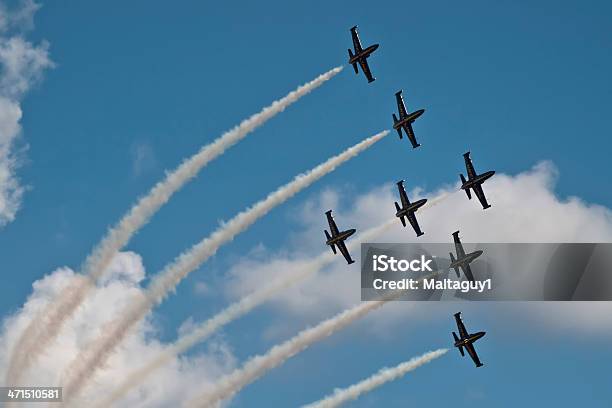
[
  {"xmin": 0, "ymin": 0, "xmax": 53, "ymax": 226},
  {"xmin": 0, "ymin": 252, "xmax": 236, "ymax": 407}
]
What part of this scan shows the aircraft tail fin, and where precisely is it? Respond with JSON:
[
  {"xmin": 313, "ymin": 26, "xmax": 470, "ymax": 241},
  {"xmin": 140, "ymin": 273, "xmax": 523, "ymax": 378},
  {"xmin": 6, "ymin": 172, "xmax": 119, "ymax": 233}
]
[
  {"xmin": 324, "ymin": 230, "xmax": 337, "ymax": 254},
  {"xmin": 348, "ymin": 49, "xmax": 358, "ymax": 73},
  {"xmin": 453, "ymin": 332, "xmax": 465, "ymax": 356},
  {"xmin": 449, "ymin": 252, "xmax": 460, "ymax": 278},
  {"xmin": 460, "ymin": 174, "xmax": 472, "ymax": 199}
]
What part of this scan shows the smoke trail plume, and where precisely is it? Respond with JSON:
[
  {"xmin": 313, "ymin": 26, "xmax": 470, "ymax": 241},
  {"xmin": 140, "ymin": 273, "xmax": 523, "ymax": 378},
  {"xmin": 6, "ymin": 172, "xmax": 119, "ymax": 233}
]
[
  {"xmin": 6, "ymin": 66, "xmax": 343, "ymax": 385},
  {"xmin": 184, "ymin": 290, "xmax": 407, "ymax": 408},
  {"xmin": 302, "ymin": 349, "xmax": 449, "ymax": 408},
  {"xmin": 98, "ymin": 191, "xmax": 451, "ymax": 406},
  {"xmin": 186, "ymin": 265, "xmax": 444, "ymax": 408},
  {"xmin": 60, "ymin": 130, "xmax": 389, "ymax": 404},
  {"xmin": 96, "ymin": 220, "xmax": 396, "ymax": 407}
]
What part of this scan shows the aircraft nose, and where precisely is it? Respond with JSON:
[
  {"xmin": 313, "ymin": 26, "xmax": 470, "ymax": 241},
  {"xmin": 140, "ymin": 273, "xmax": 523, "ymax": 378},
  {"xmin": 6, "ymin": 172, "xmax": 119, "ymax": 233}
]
[{"xmin": 372, "ymin": 44, "xmax": 380, "ymax": 51}]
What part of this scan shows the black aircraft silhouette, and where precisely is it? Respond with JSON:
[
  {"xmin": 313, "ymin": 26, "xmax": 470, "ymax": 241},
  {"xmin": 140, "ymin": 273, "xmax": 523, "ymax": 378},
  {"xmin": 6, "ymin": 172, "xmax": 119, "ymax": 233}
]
[
  {"xmin": 324, "ymin": 210, "xmax": 356, "ymax": 264},
  {"xmin": 394, "ymin": 180, "xmax": 427, "ymax": 237},
  {"xmin": 392, "ymin": 90, "xmax": 425, "ymax": 148},
  {"xmin": 449, "ymin": 231, "xmax": 483, "ymax": 282},
  {"xmin": 452, "ymin": 312, "xmax": 486, "ymax": 367},
  {"xmin": 348, "ymin": 26, "xmax": 379, "ymax": 83},
  {"xmin": 460, "ymin": 152, "xmax": 495, "ymax": 209}
]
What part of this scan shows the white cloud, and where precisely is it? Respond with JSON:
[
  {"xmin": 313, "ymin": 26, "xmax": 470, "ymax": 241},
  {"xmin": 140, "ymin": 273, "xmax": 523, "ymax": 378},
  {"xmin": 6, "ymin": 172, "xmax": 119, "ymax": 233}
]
[
  {"xmin": 0, "ymin": 252, "xmax": 236, "ymax": 407},
  {"xmin": 0, "ymin": 0, "xmax": 53, "ymax": 226},
  {"xmin": 0, "ymin": 1, "xmax": 40, "ymax": 33},
  {"xmin": 224, "ymin": 162, "xmax": 612, "ymax": 335}
]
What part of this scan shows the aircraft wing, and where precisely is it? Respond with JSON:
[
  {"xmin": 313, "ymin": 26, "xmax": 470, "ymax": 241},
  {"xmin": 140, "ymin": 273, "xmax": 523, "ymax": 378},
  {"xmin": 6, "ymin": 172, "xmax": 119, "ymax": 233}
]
[
  {"xmin": 326, "ymin": 212, "xmax": 340, "ymax": 236},
  {"xmin": 472, "ymin": 183, "xmax": 490, "ymax": 209},
  {"xmin": 397, "ymin": 182, "xmax": 410, "ymax": 208},
  {"xmin": 407, "ymin": 212, "xmax": 423, "ymax": 236},
  {"xmin": 453, "ymin": 234, "xmax": 466, "ymax": 258},
  {"xmin": 461, "ymin": 263, "xmax": 475, "ymax": 282},
  {"xmin": 395, "ymin": 92, "xmax": 408, "ymax": 118},
  {"xmin": 454, "ymin": 313, "xmax": 468, "ymax": 338},
  {"xmin": 358, "ymin": 58, "xmax": 374, "ymax": 82},
  {"xmin": 464, "ymin": 153, "xmax": 477, "ymax": 180},
  {"xmin": 337, "ymin": 240, "xmax": 355, "ymax": 264},
  {"xmin": 465, "ymin": 342, "xmax": 483, "ymax": 367},
  {"xmin": 350, "ymin": 27, "xmax": 363, "ymax": 52},
  {"xmin": 404, "ymin": 122, "xmax": 418, "ymax": 147}
]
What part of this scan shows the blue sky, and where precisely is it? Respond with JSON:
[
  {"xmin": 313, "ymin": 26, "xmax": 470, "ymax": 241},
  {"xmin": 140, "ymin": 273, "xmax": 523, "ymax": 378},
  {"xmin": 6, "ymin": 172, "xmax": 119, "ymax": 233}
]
[{"xmin": 1, "ymin": 0, "xmax": 612, "ymax": 406}]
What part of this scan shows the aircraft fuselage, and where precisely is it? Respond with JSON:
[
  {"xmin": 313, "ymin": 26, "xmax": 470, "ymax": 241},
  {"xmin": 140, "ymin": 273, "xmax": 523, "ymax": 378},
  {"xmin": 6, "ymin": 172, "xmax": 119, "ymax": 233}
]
[
  {"xmin": 461, "ymin": 170, "xmax": 495, "ymax": 190},
  {"xmin": 395, "ymin": 198, "xmax": 427, "ymax": 218},
  {"xmin": 326, "ymin": 228, "xmax": 356, "ymax": 246},
  {"xmin": 454, "ymin": 331, "xmax": 486, "ymax": 348},
  {"xmin": 450, "ymin": 250, "xmax": 483, "ymax": 269},
  {"xmin": 393, "ymin": 109, "xmax": 425, "ymax": 130},
  {"xmin": 348, "ymin": 44, "xmax": 379, "ymax": 64}
]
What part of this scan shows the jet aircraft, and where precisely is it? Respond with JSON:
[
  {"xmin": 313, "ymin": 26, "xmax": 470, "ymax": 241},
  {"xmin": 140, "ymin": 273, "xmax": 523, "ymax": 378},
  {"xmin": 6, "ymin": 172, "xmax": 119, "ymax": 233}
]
[
  {"xmin": 348, "ymin": 26, "xmax": 379, "ymax": 83},
  {"xmin": 324, "ymin": 210, "xmax": 356, "ymax": 264},
  {"xmin": 449, "ymin": 230, "xmax": 483, "ymax": 282},
  {"xmin": 392, "ymin": 90, "xmax": 425, "ymax": 148},
  {"xmin": 452, "ymin": 312, "xmax": 486, "ymax": 367},
  {"xmin": 460, "ymin": 151, "xmax": 495, "ymax": 209},
  {"xmin": 394, "ymin": 180, "xmax": 427, "ymax": 237}
]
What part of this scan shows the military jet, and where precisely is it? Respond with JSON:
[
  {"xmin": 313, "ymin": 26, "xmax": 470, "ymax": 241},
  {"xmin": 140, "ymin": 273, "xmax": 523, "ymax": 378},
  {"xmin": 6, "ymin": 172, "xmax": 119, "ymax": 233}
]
[
  {"xmin": 460, "ymin": 151, "xmax": 495, "ymax": 209},
  {"xmin": 348, "ymin": 26, "xmax": 379, "ymax": 83},
  {"xmin": 392, "ymin": 90, "xmax": 425, "ymax": 148},
  {"xmin": 324, "ymin": 210, "xmax": 356, "ymax": 264},
  {"xmin": 394, "ymin": 180, "xmax": 427, "ymax": 237},
  {"xmin": 452, "ymin": 312, "xmax": 486, "ymax": 368},
  {"xmin": 449, "ymin": 230, "xmax": 483, "ymax": 282}
]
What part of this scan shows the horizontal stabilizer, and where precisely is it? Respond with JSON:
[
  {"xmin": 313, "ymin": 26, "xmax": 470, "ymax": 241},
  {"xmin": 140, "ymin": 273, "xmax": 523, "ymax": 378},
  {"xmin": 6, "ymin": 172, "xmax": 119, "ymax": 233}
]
[
  {"xmin": 392, "ymin": 114, "xmax": 402, "ymax": 138},
  {"xmin": 449, "ymin": 253, "xmax": 460, "ymax": 278},
  {"xmin": 348, "ymin": 49, "xmax": 358, "ymax": 73},
  {"xmin": 460, "ymin": 174, "xmax": 472, "ymax": 199},
  {"xmin": 453, "ymin": 332, "xmax": 465, "ymax": 356},
  {"xmin": 324, "ymin": 230, "xmax": 337, "ymax": 254},
  {"xmin": 395, "ymin": 203, "xmax": 406, "ymax": 227}
]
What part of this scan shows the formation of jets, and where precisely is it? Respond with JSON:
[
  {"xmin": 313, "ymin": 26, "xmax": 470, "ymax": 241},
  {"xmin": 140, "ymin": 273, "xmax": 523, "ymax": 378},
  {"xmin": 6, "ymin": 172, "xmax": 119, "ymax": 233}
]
[{"xmin": 325, "ymin": 26, "xmax": 492, "ymax": 365}]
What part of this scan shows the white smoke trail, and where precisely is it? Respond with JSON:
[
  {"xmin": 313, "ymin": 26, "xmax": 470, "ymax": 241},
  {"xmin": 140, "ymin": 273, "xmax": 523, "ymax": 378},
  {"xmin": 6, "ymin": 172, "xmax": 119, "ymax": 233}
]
[
  {"xmin": 97, "ymin": 190, "xmax": 452, "ymax": 407},
  {"xmin": 5, "ymin": 66, "xmax": 343, "ymax": 385},
  {"xmin": 60, "ymin": 130, "xmax": 389, "ymax": 405},
  {"xmin": 302, "ymin": 349, "xmax": 449, "ymax": 408},
  {"xmin": 95, "ymin": 220, "xmax": 395, "ymax": 407},
  {"xmin": 184, "ymin": 293, "xmax": 403, "ymax": 407},
  {"xmin": 185, "ymin": 265, "xmax": 445, "ymax": 408}
]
